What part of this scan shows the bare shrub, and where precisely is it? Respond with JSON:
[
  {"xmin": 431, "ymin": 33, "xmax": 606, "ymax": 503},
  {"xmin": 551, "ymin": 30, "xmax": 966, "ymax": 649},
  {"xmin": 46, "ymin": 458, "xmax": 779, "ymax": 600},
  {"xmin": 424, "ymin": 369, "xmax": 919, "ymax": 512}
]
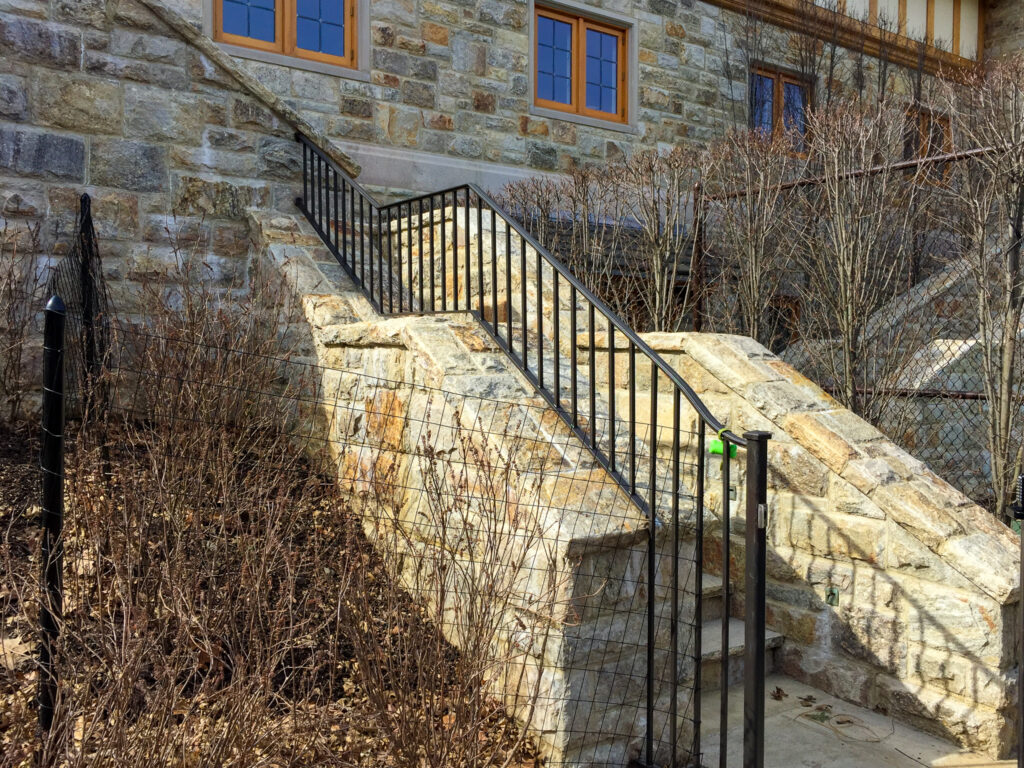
[
  {"xmin": 341, "ymin": 401, "xmax": 560, "ymax": 768},
  {"xmin": 698, "ymin": 129, "xmax": 807, "ymax": 349},
  {"xmin": 938, "ymin": 55, "xmax": 1024, "ymax": 519},
  {"xmin": 0, "ymin": 218, "xmax": 45, "ymax": 424},
  {"xmin": 785, "ymin": 99, "xmax": 939, "ymax": 432},
  {"xmin": 501, "ymin": 148, "xmax": 699, "ymax": 332}
]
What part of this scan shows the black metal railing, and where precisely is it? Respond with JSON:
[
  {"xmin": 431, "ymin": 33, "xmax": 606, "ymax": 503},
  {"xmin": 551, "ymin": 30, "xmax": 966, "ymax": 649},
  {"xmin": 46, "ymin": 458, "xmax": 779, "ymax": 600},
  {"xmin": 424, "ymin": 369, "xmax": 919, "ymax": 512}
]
[{"xmin": 295, "ymin": 132, "xmax": 770, "ymax": 768}]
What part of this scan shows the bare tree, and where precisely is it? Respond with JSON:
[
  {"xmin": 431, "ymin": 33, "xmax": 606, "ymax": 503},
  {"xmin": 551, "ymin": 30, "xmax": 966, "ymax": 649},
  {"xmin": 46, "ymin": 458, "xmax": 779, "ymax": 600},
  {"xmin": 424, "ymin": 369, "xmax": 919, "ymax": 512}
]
[
  {"xmin": 940, "ymin": 57, "xmax": 1024, "ymax": 519},
  {"xmin": 789, "ymin": 99, "xmax": 934, "ymax": 426}
]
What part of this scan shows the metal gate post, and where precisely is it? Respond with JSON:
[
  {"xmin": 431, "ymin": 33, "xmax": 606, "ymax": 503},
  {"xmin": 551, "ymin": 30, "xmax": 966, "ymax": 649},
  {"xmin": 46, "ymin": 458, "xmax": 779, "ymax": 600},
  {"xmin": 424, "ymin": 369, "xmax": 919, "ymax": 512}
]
[
  {"xmin": 743, "ymin": 431, "xmax": 771, "ymax": 768},
  {"xmin": 38, "ymin": 296, "xmax": 66, "ymax": 737}
]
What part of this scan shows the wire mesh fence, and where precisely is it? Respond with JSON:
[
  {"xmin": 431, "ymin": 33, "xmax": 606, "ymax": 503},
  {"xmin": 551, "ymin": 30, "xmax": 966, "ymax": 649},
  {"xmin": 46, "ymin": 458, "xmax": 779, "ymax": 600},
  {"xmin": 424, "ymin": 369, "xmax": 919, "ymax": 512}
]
[{"xmin": 3, "ymin": 300, "xmax": 712, "ymax": 767}]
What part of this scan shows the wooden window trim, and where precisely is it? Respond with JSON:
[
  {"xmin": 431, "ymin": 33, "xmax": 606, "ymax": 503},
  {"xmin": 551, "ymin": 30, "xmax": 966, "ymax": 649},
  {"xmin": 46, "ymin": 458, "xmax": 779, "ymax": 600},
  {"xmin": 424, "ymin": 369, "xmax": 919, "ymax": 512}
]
[
  {"xmin": 214, "ymin": 0, "xmax": 357, "ymax": 69},
  {"xmin": 534, "ymin": 6, "xmax": 629, "ymax": 124}
]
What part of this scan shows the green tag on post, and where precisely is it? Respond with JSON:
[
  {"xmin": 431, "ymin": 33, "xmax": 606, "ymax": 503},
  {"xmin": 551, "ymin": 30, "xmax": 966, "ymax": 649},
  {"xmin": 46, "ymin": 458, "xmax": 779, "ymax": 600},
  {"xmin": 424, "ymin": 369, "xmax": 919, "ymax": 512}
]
[{"xmin": 709, "ymin": 438, "xmax": 737, "ymax": 458}]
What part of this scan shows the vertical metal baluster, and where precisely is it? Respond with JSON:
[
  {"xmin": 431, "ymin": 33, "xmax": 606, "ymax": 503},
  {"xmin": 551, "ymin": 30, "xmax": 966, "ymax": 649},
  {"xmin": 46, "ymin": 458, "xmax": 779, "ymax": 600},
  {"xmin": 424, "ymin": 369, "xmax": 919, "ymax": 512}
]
[
  {"xmin": 380, "ymin": 207, "xmax": 388, "ymax": 312},
  {"xmin": 646, "ymin": 361, "xmax": 658, "ymax": 768},
  {"xmin": 720, "ymin": 435, "xmax": 731, "ymax": 768},
  {"xmin": 520, "ymin": 236, "xmax": 528, "ymax": 363},
  {"xmin": 452, "ymin": 191, "xmax": 459, "ymax": 312},
  {"xmin": 552, "ymin": 272, "xmax": 560, "ymax": 408},
  {"xmin": 367, "ymin": 198, "xmax": 374, "ymax": 305},
  {"xmin": 490, "ymin": 208, "xmax": 498, "ymax": 333},
  {"xmin": 505, "ymin": 219, "xmax": 512, "ymax": 347},
  {"xmin": 429, "ymin": 195, "xmax": 436, "ymax": 313},
  {"xmin": 407, "ymin": 201, "xmax": 414, "ymax": 312},
  {"xmin": 477, "ymin": 194, "xmax": 484, "ymax": 318},
  {"xmin": 536, "ymin": 246, "xmax": 544, "ymax": 388},
  {"xmin": 358, "ymin": 195, "xmax": 365, "ymax": 291},
  {"xmin": 695, "ymin": 419, "xmax": 705, "ymax": 765},
  {"xmin": 608, "ymin": 322, "xmax": 616, "ymax": 471},
  {"xmin": 396, "ymin": 204, "xmax": 404, "ymax": 312},
  {"xmin": 629, "ymin": 341, "xmax": 636, "ymax": 496},
  {"xmin": 340, "ymin": 179, "xmax": 348, "ymax": 267},
  {"xmin": 441, "ymin": 192, "xmax": 448, "ymax": 312},
  {"xmin": 301, "ymin": 141, "xmax": 308, "ymax": 212},
  {"xmin": 418, "ymin": 198, "xmax": 425, "ymax": 311},
  {"xmin": 464, "ymin": 188, "xmax": 470, "ymax": 313},
  {"xmin": 671, "ymin": 387, "xmax": 681, "ymax": 768},
  {"xmin": 332, "ymin": 169, "xmax": 339, "ymax": 256},
  {"xmin": 570, "ymin": 286, "xmax": 577, "ymax": 427},
  {"xmin": 587, "ymin": 303, "xmax": 595, "ymax": 448},
  {"xmin": 317, "ymin": 155, "xmax": 323, "ymax": 232}
]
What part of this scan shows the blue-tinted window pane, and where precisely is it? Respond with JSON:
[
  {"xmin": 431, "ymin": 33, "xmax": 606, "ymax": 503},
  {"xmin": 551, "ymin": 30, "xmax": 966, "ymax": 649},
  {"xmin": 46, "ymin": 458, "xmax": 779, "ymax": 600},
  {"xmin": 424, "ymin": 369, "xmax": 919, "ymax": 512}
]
[
  {"xmin": 295, "ymin": 0, "xmax": 347, "ymax": 57},
  {"xmin": 537, "ymin": 14, "xmax": 573, "ymax": 105},
  {"xmin": 751, "ymin": 74, "xmax": 774, "ymax": 134},
  {"xmin": 585, "ymin": 28, "xmax": 618, "ymax": 114},
  {"xmin": 783, "ymin": 82, "xmax": 807, "ymax": 146},
  {"xmin": 222, "ymin": 0, "xmax": 276, "ymax": 42}
]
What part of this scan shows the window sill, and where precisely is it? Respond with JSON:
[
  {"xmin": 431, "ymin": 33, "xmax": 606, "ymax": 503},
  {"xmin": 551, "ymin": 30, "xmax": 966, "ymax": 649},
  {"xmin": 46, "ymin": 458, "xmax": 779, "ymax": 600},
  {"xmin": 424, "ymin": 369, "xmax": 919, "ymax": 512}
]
[
  {"xmin": 529, "ymin": 105, "xmax": 638, "ymax": 135},
  {"xmin": 215, "ymin": 41, "xmax": 371, "ymax": 82}
]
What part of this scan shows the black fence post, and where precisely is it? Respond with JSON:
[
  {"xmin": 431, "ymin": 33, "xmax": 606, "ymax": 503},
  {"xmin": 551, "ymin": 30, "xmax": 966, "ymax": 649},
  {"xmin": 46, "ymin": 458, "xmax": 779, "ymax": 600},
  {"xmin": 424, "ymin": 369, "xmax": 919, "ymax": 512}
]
[
  {"xmin": 743, "ymin": 430, "xmax": 771, "ymax": 768},
  {"xmin": 38, "ymin": 296, "xmax": 66, "ymax": 738}
]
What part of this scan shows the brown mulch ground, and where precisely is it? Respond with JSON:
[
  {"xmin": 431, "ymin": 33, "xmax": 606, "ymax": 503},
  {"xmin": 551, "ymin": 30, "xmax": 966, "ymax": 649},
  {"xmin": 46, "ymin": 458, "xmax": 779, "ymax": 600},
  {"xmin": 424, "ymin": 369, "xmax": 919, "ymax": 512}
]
[{"xmin": 0, "ymin": 421, "xmax": 537, "ymax": 768}]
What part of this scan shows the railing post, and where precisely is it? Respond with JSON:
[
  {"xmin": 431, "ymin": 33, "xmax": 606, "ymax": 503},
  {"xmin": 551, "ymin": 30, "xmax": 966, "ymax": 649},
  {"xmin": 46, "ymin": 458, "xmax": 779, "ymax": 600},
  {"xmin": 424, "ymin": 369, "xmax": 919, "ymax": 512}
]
[
  {"xmin": 38, "ymin": 296, "xmax": 66, "ymax": 739},
  {"xmin": 743, "ymin": 430, "xmax": 771, "ymax": 768}
]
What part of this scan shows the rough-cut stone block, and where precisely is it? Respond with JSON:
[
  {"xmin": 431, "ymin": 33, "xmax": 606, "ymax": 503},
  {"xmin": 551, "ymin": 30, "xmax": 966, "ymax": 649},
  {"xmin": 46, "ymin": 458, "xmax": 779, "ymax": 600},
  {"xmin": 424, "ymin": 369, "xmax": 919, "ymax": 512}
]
[
  {"xmin": 0, "ymin": 74, "xmax": 28, "ymax": 121},
  {"xmin": 30, "ymin": 74, "xmax": 124, "ymax": 135},
  {"xmin": 125, "ymin": 85, "xmax": 204, "ymax": 143},
  {"xmin": 91, "ymin": 139, "xmax": 168, "ymax": 192},
  {"xmin": 48, "ymin": 187, "xmax": 139, "ymax": 241},
  {"xmin": 834, "ymin": 606, "xmax": 906, "ymax": 675},
  {"xmin": 0, "ymin": 17, "xmax": 80, "ymax": 67},
  {"xmin": 173, "ymin": 175, "xmax": 269, "ymax": 219},
  {"xmin": 0, "ymin": 127, "xmax": 85, "ymax": 181},
  {"xmin": 783, "ymin": 508, "xmax": 885, "ymax": 564}
]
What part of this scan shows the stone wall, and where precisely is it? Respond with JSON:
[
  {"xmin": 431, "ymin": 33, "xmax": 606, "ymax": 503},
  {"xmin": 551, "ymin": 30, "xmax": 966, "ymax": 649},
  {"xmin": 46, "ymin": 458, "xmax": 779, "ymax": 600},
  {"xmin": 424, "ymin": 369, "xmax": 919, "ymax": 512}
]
[
  {"xmin": 252, "ymin": 209, "xmax": 702, "ymax": 767},
  {"xmin": 156, "ymin": 0, "xmax": 945, "ymax": 195},
  {"xmin": 984, "ymin": 0, "xmax": 1024, "ymax": 60},
  {"xmin": 0, "ymin": 0, "xmax": 359, "ymax": 311},
  {"xmin": 587, "ymin": 330, "xmax": 1020, "ymax": 758}
]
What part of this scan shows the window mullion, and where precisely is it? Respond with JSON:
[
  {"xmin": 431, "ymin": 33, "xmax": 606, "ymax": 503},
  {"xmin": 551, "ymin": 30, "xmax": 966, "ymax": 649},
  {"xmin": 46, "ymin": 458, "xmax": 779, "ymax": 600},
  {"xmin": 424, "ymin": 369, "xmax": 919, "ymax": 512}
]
[
  {"xmin": 574, "ymin": 18, "xmax": 583, "ymax": 114},
  {"xmin": 281, "ymin": 0, "xmax": 291, "ymax": 55}
]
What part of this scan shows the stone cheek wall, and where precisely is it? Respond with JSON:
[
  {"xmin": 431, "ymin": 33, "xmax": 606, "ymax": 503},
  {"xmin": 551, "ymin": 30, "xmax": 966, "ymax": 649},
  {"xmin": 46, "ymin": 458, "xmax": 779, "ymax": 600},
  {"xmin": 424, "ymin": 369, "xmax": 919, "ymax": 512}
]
[
  {"xmin": 252, "ymin": 210, "xmax": 699, "ymax": 768},
  {"xmin": 592, "ymin": 332, "xmax": 1019, "ymax": 758},
  {"xmin": 0, "ymin": 0, "xmax": 332, "ymax": 312}
]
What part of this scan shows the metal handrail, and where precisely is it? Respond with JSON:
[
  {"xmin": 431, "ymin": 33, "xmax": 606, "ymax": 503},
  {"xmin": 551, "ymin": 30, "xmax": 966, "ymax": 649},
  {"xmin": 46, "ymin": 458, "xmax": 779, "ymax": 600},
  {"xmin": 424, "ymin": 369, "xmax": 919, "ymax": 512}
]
[{"xmin": 294, "ymin": 133, "xmax": 746, "ymax": 449}]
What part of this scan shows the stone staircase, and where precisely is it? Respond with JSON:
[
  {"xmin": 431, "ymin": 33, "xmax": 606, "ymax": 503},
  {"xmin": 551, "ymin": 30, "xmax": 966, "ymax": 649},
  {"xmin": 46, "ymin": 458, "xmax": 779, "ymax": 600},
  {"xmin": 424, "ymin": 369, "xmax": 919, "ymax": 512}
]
[{"xmin": 288, "ymin": 160, "xmax": 1023, "ymax": 763}]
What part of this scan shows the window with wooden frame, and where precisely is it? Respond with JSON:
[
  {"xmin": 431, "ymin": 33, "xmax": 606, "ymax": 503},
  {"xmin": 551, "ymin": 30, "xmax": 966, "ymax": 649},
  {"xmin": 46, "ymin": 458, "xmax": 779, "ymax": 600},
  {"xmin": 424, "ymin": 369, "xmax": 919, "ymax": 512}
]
[
  {"xmin": 534, "ymin": 6, "xmax": 629, "ymax": 124},
  {"xmin": 214, "ymin": 0, "xmax": 357, "ymax": 69},
  {"xmin": 749, "ymin": 67, "xmax": 811, "ymax": 149},
  {"xmin": 903, "ymin": 107, "xmax": 952, "ymax": 180}
]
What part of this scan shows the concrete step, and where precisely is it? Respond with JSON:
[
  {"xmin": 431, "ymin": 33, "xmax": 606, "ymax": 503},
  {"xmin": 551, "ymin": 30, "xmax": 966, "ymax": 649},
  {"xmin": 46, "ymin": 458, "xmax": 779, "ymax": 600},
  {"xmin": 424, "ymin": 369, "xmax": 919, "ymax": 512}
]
[{"xmin": 701, "ymin": 617, "xmax": 782, "ymax": 692}]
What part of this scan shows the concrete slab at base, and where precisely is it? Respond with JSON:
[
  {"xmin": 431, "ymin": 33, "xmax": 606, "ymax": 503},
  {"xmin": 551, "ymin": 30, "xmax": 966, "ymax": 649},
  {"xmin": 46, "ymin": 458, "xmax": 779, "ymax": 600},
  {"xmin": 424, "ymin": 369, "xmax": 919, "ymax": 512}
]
[{"xmin": 701, "ymin": 674, "xmax": 1013, "ymax": 768}]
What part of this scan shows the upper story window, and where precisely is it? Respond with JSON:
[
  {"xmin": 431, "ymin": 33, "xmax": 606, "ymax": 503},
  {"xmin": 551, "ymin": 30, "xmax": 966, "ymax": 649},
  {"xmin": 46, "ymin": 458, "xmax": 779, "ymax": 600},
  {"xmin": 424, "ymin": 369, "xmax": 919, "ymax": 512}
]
[
  {"xmin": 750, "ymin": 67, "xmax": 811, "ymax": 149},
  {"xmin": 215, "ymin": 0, "xmax": 356, "ymax": 68},
  {"xmin": 811, "ymin": 0, "xmax": 980, "ymax": 60},
  {"xmin": 534, "ymin": 6, "xmax": 628, "ymax": 124}
]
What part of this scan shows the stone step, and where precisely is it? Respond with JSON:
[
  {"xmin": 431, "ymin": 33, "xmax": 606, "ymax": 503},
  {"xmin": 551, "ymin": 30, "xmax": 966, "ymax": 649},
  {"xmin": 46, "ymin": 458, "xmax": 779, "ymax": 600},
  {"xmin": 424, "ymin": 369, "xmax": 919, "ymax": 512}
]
[
  {"xmin": 700, "ymin": 617, "xmax": 782, "ymax": 692},
  {"xmin": 701, "ymin": 572, "xmax": 724, "ymax": 622}
]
